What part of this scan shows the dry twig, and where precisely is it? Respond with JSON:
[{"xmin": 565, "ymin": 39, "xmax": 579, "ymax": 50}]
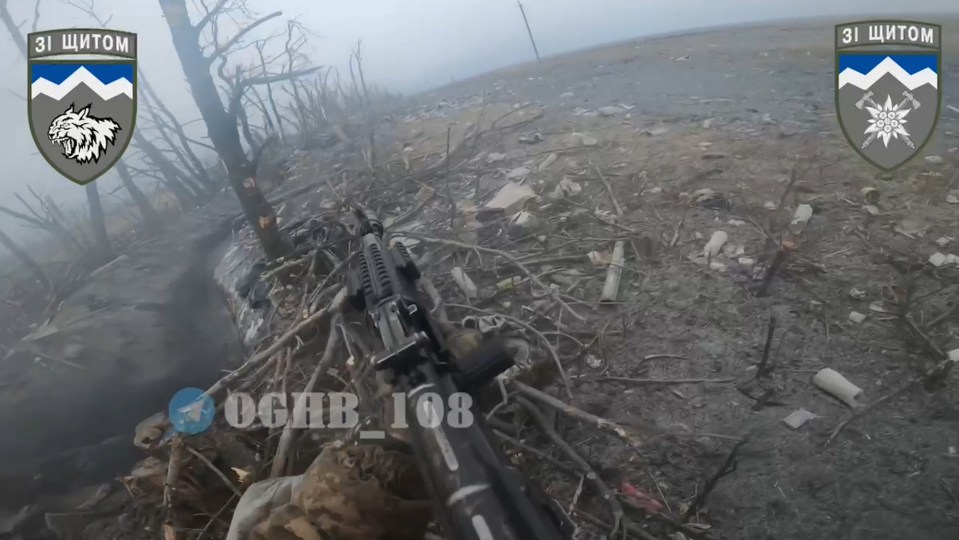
[
  {"xmin": 399, "ymin": 233, "xmax": 586, "ymax": 322},
  {"xmin": 517, "ymin": 396, "xmax": 623, "ymax": 537},
  {"xmin": 271, "ymin": 315, "xmax": 343, "ymax": 477},
  {"xmin": 511, "ymin": 381, "xmax": 644, "ymax": 449}
]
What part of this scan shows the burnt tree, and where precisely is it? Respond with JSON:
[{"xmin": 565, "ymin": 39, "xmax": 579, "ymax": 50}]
[
  {"xmin": 84, "ymin": 182, "xmax": 115, "ymax": 264},
  {"xmin": 0, "ymin": 227, "xmax": 52, "ymax": 293},
  {"xmin": 115, "ymin": 159, "xmax": 163, "ymax": 235},
  {"xmin": 158, "ymin": 0, "xmax": 296, "ymax": 260}
]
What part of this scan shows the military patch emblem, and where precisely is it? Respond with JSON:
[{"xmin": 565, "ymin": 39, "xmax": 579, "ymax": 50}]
[
  {"xmin": 836, "ymin": 21, "xmax": 941, "ymax": 171},
  {"xmin": 28, "ymin": 29, "xmax": 137, "ymax": 185}
]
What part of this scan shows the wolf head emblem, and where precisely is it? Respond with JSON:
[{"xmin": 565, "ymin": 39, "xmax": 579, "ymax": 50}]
[{"xmin": 47, "ymin": 104, "xmax": 121, "ymax": 164}]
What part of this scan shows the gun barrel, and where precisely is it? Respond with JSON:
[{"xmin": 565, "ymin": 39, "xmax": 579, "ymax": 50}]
[{"xmin": 400, "ymin": 362, "xmax": 567, "ymax": 540}]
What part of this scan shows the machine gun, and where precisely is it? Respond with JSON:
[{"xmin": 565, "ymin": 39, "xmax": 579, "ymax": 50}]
[{"xmin": 347, "ymin": 206, "xmax": 573, "ymax": 540}]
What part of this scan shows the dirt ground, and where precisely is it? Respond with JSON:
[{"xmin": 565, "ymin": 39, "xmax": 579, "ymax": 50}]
[
  {"xmin": 357, "ymin": 17, "xmax": 959, "ymax": 540},
  {"xmin": 6, "ymin": 16, "xmax": 959, "ymax": 540}
]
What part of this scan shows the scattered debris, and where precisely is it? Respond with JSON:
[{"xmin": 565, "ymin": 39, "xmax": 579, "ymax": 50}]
[
  {"xmin": 549, "ymin": 177, "xmax": 583, "ymax": 199},
  {"xmin": 450, "ymin": 267, "xmax": 478, "ymax": 299},
  {"xmin": 518, "ymin": 132, "xmax": 544, "ymax": 144},
  {"xmin": 937, "ymin": 237, "xmax": 953, "ymax": 247},
  {"xmin": 484, "ymin": 182, "xmax": 537, "ymax": 214},
  {"xmin": 508, "ymin": 210, "xmax": 542, "ymax": 238},
  {"xmin": 569, "ymin": 132, "xmax": 600, "ymax": 146},
  {"xmin": 537, "ymin": 153, "xmax": 558, "ymax": 171},
  {"xmin": 849, "ymin": 288, "xmax": 867, "ymax": 300},
  {"xmin": 860, "ymin": 187, "xmax": 880, "ymax": 204},
  {"xmin": 642, "ymin": 126, "xmax": 670, "ymax": 136},
  {"xmin": 789, "ymin": 204, "xmax": 813, "ymax": 234},
  {"xmin": 783, "ymin": 408, "xmax": 817, "ymax": 430},
  {"xmin": 506, "ymin": 166, "xmax": 532, "ymax": 181},
  {"xmin": 929, "ymin": 252, "xmax": 948, "ymax": 267},
  {"xmin": 813, "ymin": 368, "xmax": 863, "ymax": 408},
  {"xmin": 597, "ymin": 106, "xmax": 621, "ymax": 117},
  {"xmin": 947, "ymin": 190, "xmax": 959, "ymax": 204},
  {"xmin": 588, "ymin": 250, "xmax": 611, "ymax": 266},
  {"xmin": 703, "ymin": 231, "xmax": 728, "ymax": 258},
  {"xmin": 487, "ymin": 152, "xmax": 507, "ymax": 163},
  {"xmin": 848, "ymin": 311, "xmax": 866, "ymax": 324},
  {"xmin": 599, "ymin": 241, "xmax": 626, "ymax": 303},
  {"xmin": 925, "ymin": 155, "xmax": 944, "ymax": 164},
  {"xmin": 895, "ymin": 217, "xmax": 929, "ymax": 238}
]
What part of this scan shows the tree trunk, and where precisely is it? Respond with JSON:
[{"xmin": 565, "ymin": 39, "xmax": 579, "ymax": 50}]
[
  {"xmin": 158, "ymin": 0, "xmax": 291, "ymax": 261},
  {"xmin": 85, "ymin": 182, "xmax": 115, "ymax": 265},
  {"xmin": 116, "ymin": 160, "xmax": 163, "ymax": 236},
  {"xmin": 0, "ymin": 227, "xmax": 51, "ymax": 293}
]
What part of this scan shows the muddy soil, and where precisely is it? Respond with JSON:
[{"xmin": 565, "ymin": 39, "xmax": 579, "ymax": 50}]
[
  {"xmin": 382, "ymin": 16, "xmax": 959, "ymax": 540},
  {"xmin": 0, "ymin": 197, "xmax": 245, "ymax": 511}
]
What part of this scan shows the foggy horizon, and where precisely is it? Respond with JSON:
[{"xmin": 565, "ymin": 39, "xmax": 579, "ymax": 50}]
[{"xmin": 0, "ymin": 0, "xmax": 955, "ymax": 236}]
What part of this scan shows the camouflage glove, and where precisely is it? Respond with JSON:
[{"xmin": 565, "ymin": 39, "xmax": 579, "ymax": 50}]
[{"xmin": 251, "ymin": 443, "xmax": 431, "ymax": 540}]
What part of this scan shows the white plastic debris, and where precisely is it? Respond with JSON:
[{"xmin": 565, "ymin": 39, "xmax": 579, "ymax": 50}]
[
  {"xmin": 599, "ymin": 241, "xmax": 626, "ymax": 303},
  {"xmin": 849, "ymin": 311, "xmax": 866, "ymax": 324},
  {"xmin": 703, "ymin": 231, "xmax": 728, "ymax": 258},
  {"xmin": 783, "ymin": 408, "xmax": 817, "ymax": 430},
  {"xmin": 569, "ymin": 132, "xmax": 599, "ymax": 146},
  {"xmin": 450, "ymin": 267, "xmax": 478, "ymax": 299},
  {"xmin": 507, "ymin": 210, "xmax": 541, "ymax": 237},
  {"xmin": 485, "ymin": 182, "xmax": 537, "ymax": 214},
  {"xmin": 929, "ymin": 252, "xmax": 948, "ymax": 267},
  {"xmin": 727, "ymin": 219, "xmax": 747, "ymax": 226},
  {"xmin": 860, "ymin": 187, "xmax": 880, "ymax": 204},
  {"xmin": 538, "ymin": 152, "xmax": 558, "ymax": 171},
  {"xmin": 789, "ymin": 204, "xmax": 813, "ymax": 234},
  {"xmin": 937, "ymin": 237, "xmax": 953, "ymax": 247},
  {"xmin": 588, "ymin": 250, "xmax": 610, "ymax": 266},
  {"xmin": 849, "ymin": 287, "xmax": 867, "ymax": 300},
  {"xmin": 763, "ymin": 201, "xmax": 777, "ymax": 210},
  {"xmin": 948, "ymin": 349, "xmax": 959, "ymax": 362},
  {"xmin": 947, "ymin": 190, "xmax": 959, "ymax": 204},
  {"xmin": 487, "ymin": 152, "xmax": 507, "ymax": 163},
  {"xmin": 597, "ymin": 106, "xmax": 621, "ymax": 117},
  {"xmin": 585, "ymin": 354, "xmax": 602, "ymax": 369},
  {"xmin": 738, "ymin": 256, "xmax": 756, "ymax": 265},
  {"xmin": 549, "ymin": 177, "xmax": 582, "ymax": 199},
  {"xmin": 863, "ymin": 205, "xmax": 880, "ymax": 216},
  {"xmin": 813, "ymin": 368, "xmax": 863, "ymax": 408},
  {"xmin": 925, "ymin": 155, "xmax": 944, "ymax": 163},
  {"xmin": 506, "ymin": 166, "xmax": 531, "ymax": 181}
]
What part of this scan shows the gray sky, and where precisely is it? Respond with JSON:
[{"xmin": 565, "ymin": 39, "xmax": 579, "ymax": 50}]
[{"xmin": 0, "ymin": 0, "xmax": 955, "ymax": 231}]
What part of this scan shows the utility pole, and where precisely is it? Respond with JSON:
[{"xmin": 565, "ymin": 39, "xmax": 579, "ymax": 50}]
[{"xmin": 517, "ymin": 1, "xmax": 541, "ymax": 62}]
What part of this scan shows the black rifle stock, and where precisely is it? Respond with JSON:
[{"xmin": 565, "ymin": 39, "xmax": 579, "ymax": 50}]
[{"xmin": 347, "ymin": 207, "xmax": 572, "ymax": 540}]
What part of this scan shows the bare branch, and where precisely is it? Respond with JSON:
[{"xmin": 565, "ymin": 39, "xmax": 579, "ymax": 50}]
[
  {"xmin": 30, "ymin": 0, "xmax": 41, "ymax": 32},
  {"xmin": 207, "ymin": 9, "xmax": 281, "ymax": 63},
  {"xmin": 194, "ymin": 0, "xmax": 228, "ymax": 30},
  {"xmin": 0, "ymin": 0, "xmax": 29, "ymax": 58}
]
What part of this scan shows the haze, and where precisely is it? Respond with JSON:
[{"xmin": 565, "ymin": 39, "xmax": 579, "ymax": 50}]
[{"xmin": 0, "ymin": 0, "xmax": 955, "ymax": 229}]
